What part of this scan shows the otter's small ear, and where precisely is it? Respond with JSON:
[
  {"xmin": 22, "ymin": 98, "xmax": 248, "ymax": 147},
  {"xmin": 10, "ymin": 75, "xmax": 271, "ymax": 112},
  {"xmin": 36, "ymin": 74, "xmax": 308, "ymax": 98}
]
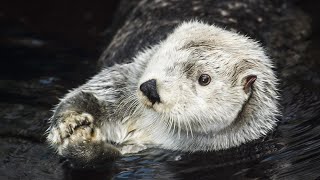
[{"xmin": 243, "ymin": 75, "xmax": 257, "ymax": 94}]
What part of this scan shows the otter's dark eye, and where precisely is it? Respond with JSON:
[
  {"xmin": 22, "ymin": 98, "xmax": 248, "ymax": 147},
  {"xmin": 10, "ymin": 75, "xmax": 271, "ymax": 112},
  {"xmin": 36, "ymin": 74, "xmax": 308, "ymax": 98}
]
[{"xmin": 198, "ymin": 74, "xmax": 211, "ymax": 86}]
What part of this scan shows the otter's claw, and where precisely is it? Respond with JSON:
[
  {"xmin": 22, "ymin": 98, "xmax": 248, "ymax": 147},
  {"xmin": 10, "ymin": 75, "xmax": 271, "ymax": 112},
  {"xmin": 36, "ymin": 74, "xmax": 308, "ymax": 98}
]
[
  {"xmin": 47, "ymin": 111, "xmax": 104, "ymax": 155},
  {"xmin": 56, "ymin": 111, "xmax": 93, "ymax": 140}
]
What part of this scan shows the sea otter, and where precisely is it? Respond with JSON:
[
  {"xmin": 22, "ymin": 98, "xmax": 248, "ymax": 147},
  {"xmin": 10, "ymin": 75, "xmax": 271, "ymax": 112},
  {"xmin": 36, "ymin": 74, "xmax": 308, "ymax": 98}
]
[{"xmin": 46, "ymin": 21, "xmax": 280, "ymax": 162}]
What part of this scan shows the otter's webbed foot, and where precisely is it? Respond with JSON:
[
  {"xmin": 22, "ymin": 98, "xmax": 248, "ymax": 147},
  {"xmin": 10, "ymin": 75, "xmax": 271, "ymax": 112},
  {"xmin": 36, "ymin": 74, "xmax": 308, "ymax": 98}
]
[
  {"xmin": 47, "ymin": 111, "xmax": 120, "ymax": 162},
  {"xmin": 47, "ymin": 111, "xmax": 97, "ymax": 146}
]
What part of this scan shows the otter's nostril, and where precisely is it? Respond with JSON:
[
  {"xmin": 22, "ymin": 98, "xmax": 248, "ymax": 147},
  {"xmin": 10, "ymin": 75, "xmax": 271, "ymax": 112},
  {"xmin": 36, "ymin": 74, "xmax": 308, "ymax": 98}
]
[{"xmin": 140, "ymin": 79, "xmax": 160, "ymax": 104}]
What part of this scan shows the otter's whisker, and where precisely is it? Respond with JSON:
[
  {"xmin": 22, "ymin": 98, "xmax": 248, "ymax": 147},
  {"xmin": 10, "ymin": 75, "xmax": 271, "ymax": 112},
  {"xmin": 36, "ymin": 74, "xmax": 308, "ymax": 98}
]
[
  {"xmin": 167, "ymin": 114, "xmax": 174, "ymax": 135},
  {"xmin": 186, "ymin": 118, "xmax": 194, "ymax": 138},
  {"xmin": 177, "ymin": 115, "xmax": 181, "ymax": 139}
]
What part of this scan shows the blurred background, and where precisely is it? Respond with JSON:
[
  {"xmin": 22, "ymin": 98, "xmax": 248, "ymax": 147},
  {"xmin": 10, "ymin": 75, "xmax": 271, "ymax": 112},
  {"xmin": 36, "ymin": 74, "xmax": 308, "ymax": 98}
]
[{"xmin": 0, "ymin": 0, "xmax": 119, "ymax": 106}]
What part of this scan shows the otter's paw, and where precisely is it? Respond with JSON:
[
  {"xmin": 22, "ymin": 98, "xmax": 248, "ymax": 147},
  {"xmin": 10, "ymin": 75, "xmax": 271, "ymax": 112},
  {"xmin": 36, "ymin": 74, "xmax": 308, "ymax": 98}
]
[{"xmin": 47, "ymin": 111, "xmax": 104, "ymax": 155}]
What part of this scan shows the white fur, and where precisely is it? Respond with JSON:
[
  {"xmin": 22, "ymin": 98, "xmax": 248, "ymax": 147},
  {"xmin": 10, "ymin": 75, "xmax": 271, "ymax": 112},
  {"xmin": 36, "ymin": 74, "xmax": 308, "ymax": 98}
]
[{"xmin": 47, "ymin": 21, "xmax": 280, "ymax": 155}]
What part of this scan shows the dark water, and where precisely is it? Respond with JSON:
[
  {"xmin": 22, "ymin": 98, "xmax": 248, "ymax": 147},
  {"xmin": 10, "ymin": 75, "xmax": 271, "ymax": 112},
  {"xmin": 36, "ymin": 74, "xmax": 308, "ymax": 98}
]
[{"xmin": 1, "ymin": 1, "xmax": 320, "ymax": 179}]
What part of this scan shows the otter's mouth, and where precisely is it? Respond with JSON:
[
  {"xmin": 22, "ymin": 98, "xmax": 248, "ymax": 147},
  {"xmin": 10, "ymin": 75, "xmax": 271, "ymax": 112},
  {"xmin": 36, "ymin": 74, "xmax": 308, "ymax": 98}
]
[{"xmin": 138, "ymin": 78, "xmax": 163, "ymax": 110}]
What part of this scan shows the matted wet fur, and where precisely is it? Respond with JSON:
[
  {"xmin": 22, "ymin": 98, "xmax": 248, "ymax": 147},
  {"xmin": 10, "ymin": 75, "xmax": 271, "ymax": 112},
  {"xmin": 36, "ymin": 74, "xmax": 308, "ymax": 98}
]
[{"xmin": 46, "ymin": 21, "xmax": 280, "ymax": 162}]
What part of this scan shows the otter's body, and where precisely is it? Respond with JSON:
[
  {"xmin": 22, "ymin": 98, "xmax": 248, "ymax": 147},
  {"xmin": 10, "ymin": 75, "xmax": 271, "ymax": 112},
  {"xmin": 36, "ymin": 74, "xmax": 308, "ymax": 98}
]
[{"xmin": 47, "ymin": 22, "xmax": 279, "ymax": 161}]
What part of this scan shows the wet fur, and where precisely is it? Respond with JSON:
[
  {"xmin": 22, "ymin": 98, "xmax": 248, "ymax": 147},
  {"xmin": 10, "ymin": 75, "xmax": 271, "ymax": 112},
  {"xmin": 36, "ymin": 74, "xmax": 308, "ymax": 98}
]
[{"xmin": 46, "ymin": 21, "xmax": 280, "ymax": 160}]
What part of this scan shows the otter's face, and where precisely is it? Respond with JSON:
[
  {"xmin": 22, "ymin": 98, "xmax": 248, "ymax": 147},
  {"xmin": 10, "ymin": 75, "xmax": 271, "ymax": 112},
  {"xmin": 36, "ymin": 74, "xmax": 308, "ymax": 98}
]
[
  {"xmin": 136, "ymin": 22, "xmax": 267, "ymax": 134},
  {"xmin": 137, "ymin": 47, "xmax": 256, "ymax": 133}
]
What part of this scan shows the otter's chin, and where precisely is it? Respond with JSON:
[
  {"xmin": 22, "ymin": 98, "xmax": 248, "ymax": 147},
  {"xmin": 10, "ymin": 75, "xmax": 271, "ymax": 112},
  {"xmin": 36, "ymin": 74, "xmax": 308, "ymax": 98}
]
[
  {"xmin": 136, "ymin": 89, "xmax": 176, "ymax": 114},
  {"xmin": 151, "ymin": 101, "xmax": 177, "ymax": 113}
]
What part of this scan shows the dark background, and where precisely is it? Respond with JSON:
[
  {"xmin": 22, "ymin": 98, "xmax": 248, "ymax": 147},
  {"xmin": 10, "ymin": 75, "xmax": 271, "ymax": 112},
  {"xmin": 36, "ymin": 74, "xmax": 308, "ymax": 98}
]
[{"xmin": 0, "ymin": 0, "xmax": 119, "ymax": 106}]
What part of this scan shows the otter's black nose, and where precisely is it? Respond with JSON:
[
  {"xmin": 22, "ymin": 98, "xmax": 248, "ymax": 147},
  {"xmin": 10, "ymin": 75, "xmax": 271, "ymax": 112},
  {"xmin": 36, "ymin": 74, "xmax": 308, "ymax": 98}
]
[{"xmin": 140, "ymin": 79, "xmax": 160, "ymax": 104}]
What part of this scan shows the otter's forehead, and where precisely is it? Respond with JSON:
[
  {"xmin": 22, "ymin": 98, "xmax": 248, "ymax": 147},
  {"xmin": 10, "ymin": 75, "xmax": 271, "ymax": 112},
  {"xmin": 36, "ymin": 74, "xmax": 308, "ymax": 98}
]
[
  {"xmin": 159, "ymin": 21, "xmax": 262, "ymax": 58},
  {"xmin": 147, "ymin": 48, "xmax": 216, "ymax": 82},
  {"xmin": 143, "ymin": 21, "xmax": 268, "ymax": 83}
]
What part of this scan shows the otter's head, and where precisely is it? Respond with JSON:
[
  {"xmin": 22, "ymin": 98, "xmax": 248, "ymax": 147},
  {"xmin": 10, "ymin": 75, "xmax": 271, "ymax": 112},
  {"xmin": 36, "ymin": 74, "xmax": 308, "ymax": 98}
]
[{"xmin": 136, "ymin": 21, "xmax": 279, "ymax": 149}]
